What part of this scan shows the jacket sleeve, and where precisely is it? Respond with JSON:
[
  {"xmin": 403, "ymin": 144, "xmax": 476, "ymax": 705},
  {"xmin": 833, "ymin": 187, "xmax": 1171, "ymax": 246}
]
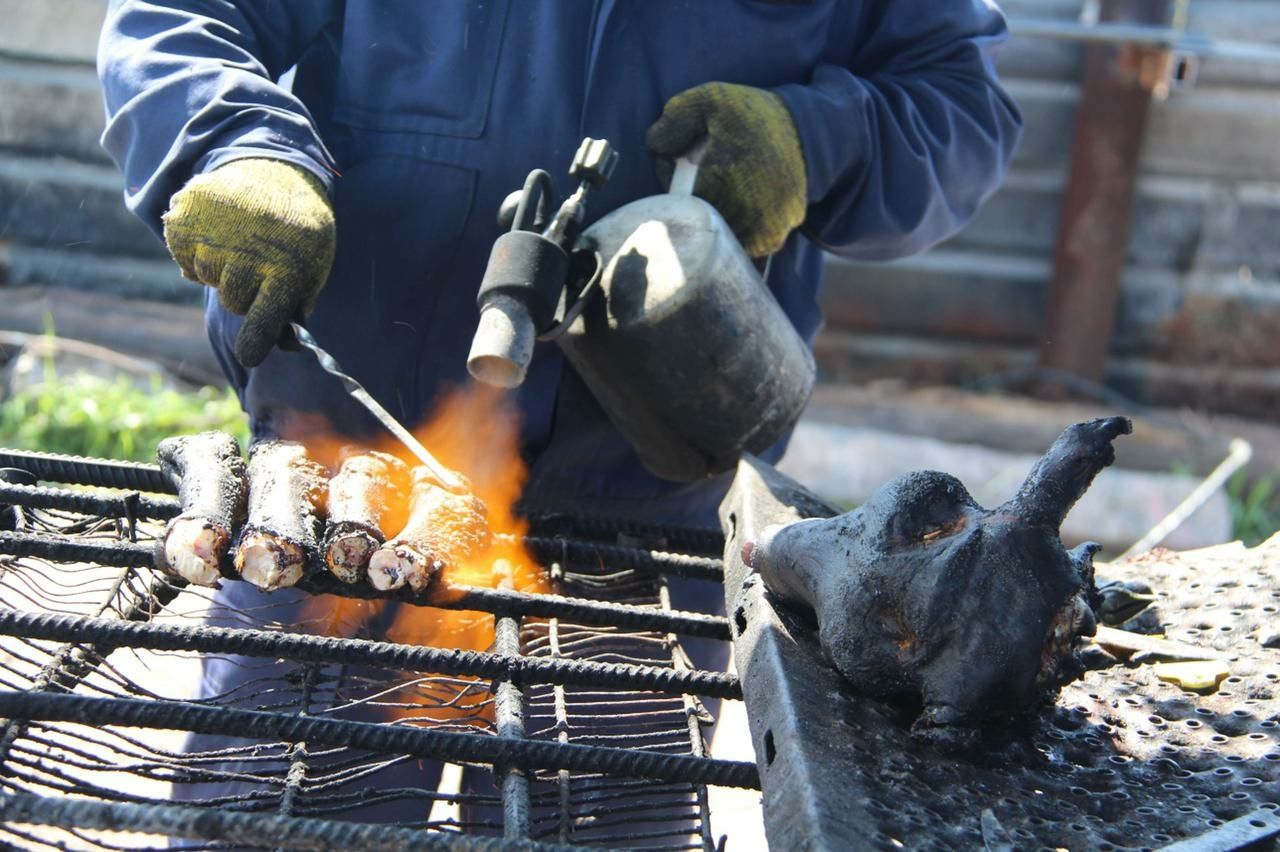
[
  {"xmin": 774, "ymin": 0, "xmax": 1023, "ymax": 261},
  {"xmin": 98, "ymin": 0, "xmax": 341, "ymax": 238}
]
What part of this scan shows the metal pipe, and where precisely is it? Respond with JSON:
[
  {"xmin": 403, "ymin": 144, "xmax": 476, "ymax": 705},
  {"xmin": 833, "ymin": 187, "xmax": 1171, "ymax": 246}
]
[
  {"xmin": 1008, "ymin": 17, "xmax": 1280, "ymax": 65},
  {"xmin": 468, "ymin": 295, "xmax": 538, "ymax": 389},
  {"xmin": 1037, "ymin": 0, "xmax": 1170, "ymax": 388}
]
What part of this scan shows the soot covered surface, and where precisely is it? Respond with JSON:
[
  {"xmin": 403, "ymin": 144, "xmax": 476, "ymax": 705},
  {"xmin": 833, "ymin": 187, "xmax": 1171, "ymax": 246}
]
[{"xmin": 722, "ymin": 456, "xmax": 1279, "ymax": 851}]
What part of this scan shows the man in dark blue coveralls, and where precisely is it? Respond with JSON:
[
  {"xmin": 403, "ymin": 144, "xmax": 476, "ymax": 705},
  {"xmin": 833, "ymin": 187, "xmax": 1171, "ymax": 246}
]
[{"xmin": 97, "ymin": 0, "xmax": 1022, "ymax": 834}]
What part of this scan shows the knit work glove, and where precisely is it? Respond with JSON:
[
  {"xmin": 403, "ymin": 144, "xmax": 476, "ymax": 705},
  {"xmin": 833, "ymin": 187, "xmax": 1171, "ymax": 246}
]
[
  {"xmin": 646, "ymin": 82, "xmax": 807, "ymax": 258},
  {"xmin": 163, "ymin": 158, "xmax": 336, "ymax": 368}
]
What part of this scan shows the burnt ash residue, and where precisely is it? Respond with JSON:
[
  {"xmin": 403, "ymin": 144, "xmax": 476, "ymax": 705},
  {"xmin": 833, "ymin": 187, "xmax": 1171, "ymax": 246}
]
[{"xmin": 750, "ymin": 416, "xmax": 1133, "ymax": 748}]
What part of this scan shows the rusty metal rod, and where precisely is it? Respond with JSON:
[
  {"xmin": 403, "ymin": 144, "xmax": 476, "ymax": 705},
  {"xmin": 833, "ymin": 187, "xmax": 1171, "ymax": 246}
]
[{"xmin": 1037, "ymin": 0, "xmax": 1173, "ymax": 387}]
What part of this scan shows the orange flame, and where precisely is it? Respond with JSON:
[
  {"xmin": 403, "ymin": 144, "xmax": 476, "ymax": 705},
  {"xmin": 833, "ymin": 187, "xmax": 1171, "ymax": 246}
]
[{"xmin": 293, "ymin": 384, "xmax": 549, "ymax": 726}]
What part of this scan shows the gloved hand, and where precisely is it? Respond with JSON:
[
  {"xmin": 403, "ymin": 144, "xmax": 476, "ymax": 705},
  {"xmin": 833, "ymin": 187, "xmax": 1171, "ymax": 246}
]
[
  {"xmin": 163, "ymin": 158, "xmax": 336, "ymax": 368},
  {"xmin": 646, "ymin": 82, "xmax": 807, "ymax": 258}
]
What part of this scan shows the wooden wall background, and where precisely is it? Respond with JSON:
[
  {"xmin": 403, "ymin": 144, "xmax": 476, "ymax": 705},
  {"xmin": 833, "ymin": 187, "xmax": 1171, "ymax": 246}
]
[{"xmin": 1, "ymin": 0, "xmax": 1279, "ymax": 417}]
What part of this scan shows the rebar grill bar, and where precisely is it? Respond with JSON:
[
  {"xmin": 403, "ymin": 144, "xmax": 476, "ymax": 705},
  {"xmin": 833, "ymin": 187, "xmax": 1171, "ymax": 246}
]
[
  {"xmin": 547, "ymin": 616, "xmax": 573, "ymax": 845},
  {"xmin": 275, "ymin": 661, "xmax": 319, "ymax": 835},
  {"xmin": 0, "ymin": 670, "xmax": 758, "ymax": 788},
  {"xmin": 0, "ymin": 482, "xmax": 175, "ymax": 523},
  {"xmin": 518, "ymin": 553, "xmax": 723, "ymax": 848},
  {"xmin": 0, "ymin": 445, "xmax": 746, "ymax": 849},
  {"xmin": 0, "ymin": 570, "xmax": 183, "ymax": 776},
  {"xmin": 0, "ymin": 456, "xmax": 725, "ymax": 580},
  {"xmin": 523, "ymin": 536, "xmax": 722, "ymax": 582},
  {"xmin": 660, "ymin": 581, "xmax": 718, "ymax": 852},
  {"xmin": 0, "ymin": 448, "xmax": 172, "ymax": 493},
  {"xmin": 518, "ymin": 511, "xmax": 725, "ymax": 558},
  {"xmin": 0, "ymin": 520, "xmax": 723, "ymax": 583},
  {"xmin": 0, "ymin": 608, "xmax": 741, "ymax": 699},
  {"xmin": 494, "ymin": 614, "xmax": 533, "ymax": 838},
  {"xmin": 0, "ymin": 531, "xmax": 731, "ymax": 639},
  {"xmin": 0, "ymin": 791, "xmax": 591, "ymax": 851}
]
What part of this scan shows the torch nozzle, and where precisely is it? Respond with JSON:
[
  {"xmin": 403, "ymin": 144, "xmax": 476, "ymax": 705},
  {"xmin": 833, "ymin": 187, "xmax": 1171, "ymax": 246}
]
[{"xmin": 467, "ymin": 295, "xmax": 537, "ymax": 389}]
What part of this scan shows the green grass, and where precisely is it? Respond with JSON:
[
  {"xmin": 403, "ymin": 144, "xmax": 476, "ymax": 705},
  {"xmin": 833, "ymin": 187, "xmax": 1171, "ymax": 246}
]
[
  {"xmin": 1226, "ymin": 470, "xmax": 1280, "ymax": 547},
  {"xmin": 0, "ymin": 368, "xmax": 248, "ymax": 464},
  {"xmin": 4, "ymin": 348, "xmax": 1277, "ymax": 548}
]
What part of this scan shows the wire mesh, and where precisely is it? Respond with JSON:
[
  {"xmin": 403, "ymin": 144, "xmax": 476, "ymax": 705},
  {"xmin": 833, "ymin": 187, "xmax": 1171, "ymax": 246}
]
[{"xmin": 0, "ymin": 450, "xmax": 754, "ymax": 850}]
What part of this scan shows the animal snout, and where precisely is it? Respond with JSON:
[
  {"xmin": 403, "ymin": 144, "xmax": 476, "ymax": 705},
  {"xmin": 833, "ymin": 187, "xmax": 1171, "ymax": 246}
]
[{"xmin": 742, "ymin": 523, "xmax": 788, "ymax": 570}]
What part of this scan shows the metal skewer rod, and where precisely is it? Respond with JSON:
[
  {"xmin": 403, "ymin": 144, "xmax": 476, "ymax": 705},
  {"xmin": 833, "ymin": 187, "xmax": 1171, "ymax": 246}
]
[{"xmin": 289, "ymin": 323, "xmax": 467, "ymax": 492}]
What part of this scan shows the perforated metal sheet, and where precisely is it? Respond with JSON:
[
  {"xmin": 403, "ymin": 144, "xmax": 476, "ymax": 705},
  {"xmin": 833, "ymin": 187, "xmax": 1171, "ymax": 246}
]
[{"xmin": 870, "ymin": 539, "xmax": 1280, "ymax": 851}]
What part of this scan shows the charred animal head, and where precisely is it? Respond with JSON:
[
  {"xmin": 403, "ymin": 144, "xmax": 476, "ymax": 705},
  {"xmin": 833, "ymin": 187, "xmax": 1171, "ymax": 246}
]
[{"xmin": 744, "ymin": 417, "xmax": 1132, "ymax": 749}]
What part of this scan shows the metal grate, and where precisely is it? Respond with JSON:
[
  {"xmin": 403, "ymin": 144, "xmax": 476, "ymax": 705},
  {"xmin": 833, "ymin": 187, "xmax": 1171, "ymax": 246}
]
[{"xmin": 0, "ymin": 449, "xmax": 757, "ymax": 850}]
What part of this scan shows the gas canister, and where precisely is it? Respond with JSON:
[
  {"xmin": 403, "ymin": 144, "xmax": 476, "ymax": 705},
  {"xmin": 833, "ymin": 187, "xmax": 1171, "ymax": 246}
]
[{"xmin": 468, "ymin": 139, "xmax": 815, "ymax": 482}]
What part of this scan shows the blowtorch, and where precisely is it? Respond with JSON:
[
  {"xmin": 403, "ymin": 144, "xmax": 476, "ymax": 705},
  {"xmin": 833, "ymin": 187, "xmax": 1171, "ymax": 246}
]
[{"xmin": 466, "ymin": 138, "xmax": 815, "ymax": 482}]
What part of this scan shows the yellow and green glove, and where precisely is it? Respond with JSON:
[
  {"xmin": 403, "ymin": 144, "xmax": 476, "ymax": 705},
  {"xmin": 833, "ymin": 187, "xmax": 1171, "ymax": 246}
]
[
  {"xmin": 163, "ymin": 158, "xmax": 336, "ymax": 368},
  {"xmin": 646, "ymin": 82, "xmax": 807, "ymax": 258}
]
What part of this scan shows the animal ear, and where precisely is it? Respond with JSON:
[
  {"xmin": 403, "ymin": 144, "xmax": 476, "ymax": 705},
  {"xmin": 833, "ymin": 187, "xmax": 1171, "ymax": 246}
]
[{"xmin": 881, "ymin": 472, "xmax": 976, "ymax": 545}]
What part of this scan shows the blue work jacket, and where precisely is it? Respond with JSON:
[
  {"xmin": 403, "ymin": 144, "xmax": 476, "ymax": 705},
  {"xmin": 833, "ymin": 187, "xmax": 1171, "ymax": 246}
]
[{"xmin": 98, "ymin": 0, "xmax": 1021, "ymax": 521}]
